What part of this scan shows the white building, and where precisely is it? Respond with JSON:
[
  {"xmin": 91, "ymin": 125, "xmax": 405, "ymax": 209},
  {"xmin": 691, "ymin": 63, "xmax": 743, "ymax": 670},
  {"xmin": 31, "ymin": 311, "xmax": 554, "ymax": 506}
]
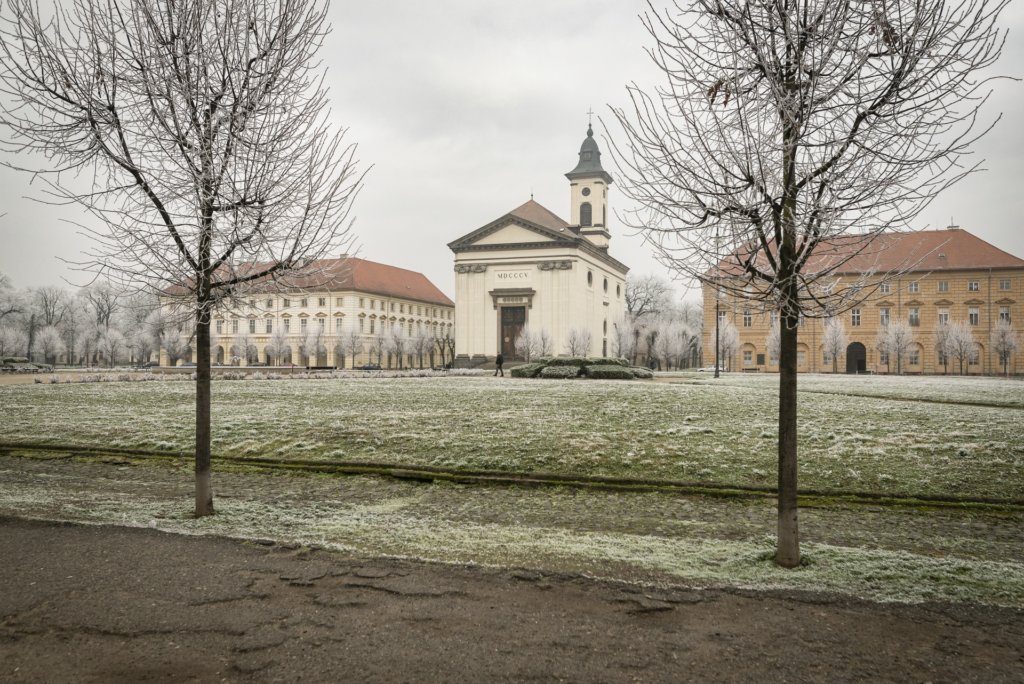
[
  {"xmin": 448, "ymin": 125, "xmax": 629, "ymax": 363},
  {"xmin": 159, "ymin": 257, "xmax": 454, "ymax": 368}
]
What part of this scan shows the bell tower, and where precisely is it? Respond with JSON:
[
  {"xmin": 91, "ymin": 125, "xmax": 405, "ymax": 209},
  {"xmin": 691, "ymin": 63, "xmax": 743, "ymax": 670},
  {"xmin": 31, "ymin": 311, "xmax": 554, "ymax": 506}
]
[{"xmin": 565, "ymin": 122, "xmax": 613, "ymax": 249}]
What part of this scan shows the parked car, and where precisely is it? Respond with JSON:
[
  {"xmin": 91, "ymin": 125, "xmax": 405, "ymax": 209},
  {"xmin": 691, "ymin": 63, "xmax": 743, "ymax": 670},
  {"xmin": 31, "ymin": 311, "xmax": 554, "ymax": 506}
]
[
  {"xmin": 358, "ymin": 363, "xmax": 382, "ymax": 371},
  {"xmin": 697, "ymin": 365, "xmax": 725, "ymax": 372}
]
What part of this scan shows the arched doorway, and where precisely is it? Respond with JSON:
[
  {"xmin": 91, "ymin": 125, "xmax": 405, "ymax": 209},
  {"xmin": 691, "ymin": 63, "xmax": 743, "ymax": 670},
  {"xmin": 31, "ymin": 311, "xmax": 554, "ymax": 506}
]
[{"xmin": 846, "ymin": 342, "xmax": 866, "ymax": 373}]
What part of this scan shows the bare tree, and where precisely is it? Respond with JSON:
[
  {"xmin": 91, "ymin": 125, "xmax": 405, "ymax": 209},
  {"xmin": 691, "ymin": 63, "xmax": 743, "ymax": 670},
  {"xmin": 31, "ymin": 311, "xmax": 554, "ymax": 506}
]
[
  {"xmin": 933, "ymin": 322, "xmax": 952, "ymax": 375},
  {"xmin": 0, "ymin": 275, "xmax": 24, "ymax": 323},
  {"xmin": 300, "ymin": 325, "xmax": 325, "ymax": 367},
  {"xmin": 822, "ymin": 318, "xmax": 848, "ymax": 374},
  {"xmin": 232, "ymin": 330, "xmax": 256, "ymax": 365},
  {"xmin": 342, "ymin": 328, "xmax": 363, "ymax": 369},
  {"xmin": 82, "ymin": 282, "xmax": 120, "ymax": 330},
  {"xmin": 718, "ymin": 320, "xmax": 739, "ymax": 371},
  {"xmin": 610, "ymin": 0, "xmax": 1009, "ymax": 566},
  {"xmin": 564, "ymin": 328, "xmax": 593, "ymax": 357},
  {"xmin": 885, "ymin": 321, "xmax": 915, "ymax": 375},
  {"xmin": 34, "ymin": 287, "xmax": 68, "ymax": 327},
  {"xmin": 265, "ymin": 326, "xmax": 291, "ymax": 366},
  {"xmin": 991, "ymin": 320, "xmax": 1018, "ymax": 377},
  {"xmin": 624, "ymin": 273, "xmax": 673, "ymax": 319},
  {"xmin": 514, "ymin": 325, "xmax": 542, "ymax": 362},
  {"xmin": 386, "ymin": 325, "xmax": 407, "ymax": 369},
  {"xmin": 0, "ymin": 0, "xmax": 363, "ymax": 515}
]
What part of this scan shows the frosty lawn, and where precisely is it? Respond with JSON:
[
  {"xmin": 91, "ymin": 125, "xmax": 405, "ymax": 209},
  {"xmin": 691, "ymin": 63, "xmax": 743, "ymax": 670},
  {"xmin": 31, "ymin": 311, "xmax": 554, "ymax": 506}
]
[{"xmin": 1, "ymin": 374, "xmax": 1022, "ymax": 500}]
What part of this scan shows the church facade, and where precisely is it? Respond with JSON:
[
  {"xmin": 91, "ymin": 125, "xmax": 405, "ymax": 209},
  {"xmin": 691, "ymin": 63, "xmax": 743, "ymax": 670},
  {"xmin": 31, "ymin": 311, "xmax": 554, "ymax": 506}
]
[{"xmin": 448, "ymin": 125, "xmax": 629, "ymax": 363}]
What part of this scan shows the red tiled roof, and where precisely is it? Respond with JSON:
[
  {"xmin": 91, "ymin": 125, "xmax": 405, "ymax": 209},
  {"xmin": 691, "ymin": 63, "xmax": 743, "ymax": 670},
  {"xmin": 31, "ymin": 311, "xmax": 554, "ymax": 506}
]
[
  {"xmin": 718, "ymin": 228, "xmax": 1023, "ymax": 277},
  {"xmin": 508, "ymin": 199, "xmax": 570, "ymax": 232},
  {"xmin": 163, "ymin": 257, "xmax": 453, "ymax": 306}
]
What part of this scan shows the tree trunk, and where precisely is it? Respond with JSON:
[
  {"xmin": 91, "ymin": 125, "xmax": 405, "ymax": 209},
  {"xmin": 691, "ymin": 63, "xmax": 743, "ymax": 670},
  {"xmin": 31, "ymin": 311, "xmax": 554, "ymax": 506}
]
[
  {"xmin": 776, "ymin": 314, "xmax": 800, "ymax": 567},
  {"xmin": 195, "ymin": 307, "xmax": 214, "ymax": 516}
]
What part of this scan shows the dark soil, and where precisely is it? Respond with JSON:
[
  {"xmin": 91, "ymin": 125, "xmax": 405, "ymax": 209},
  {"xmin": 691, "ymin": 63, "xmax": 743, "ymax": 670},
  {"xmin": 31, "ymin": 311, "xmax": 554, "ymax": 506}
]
[{"xmin": 1, "ymin": 517, "xmax": 1022, "ymax": 683}]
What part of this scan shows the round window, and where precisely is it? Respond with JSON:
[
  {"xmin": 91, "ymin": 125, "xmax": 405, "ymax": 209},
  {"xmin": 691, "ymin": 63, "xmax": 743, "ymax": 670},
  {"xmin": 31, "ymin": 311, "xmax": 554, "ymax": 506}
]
[{"xmin": 582, "ymin": 187, "xmax": 591, "ymax": 197}]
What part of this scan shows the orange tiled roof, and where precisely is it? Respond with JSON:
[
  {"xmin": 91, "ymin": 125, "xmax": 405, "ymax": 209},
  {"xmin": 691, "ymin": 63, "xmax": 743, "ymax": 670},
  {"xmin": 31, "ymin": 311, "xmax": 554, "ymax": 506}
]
[
  {"xmin": 508, "ymin": 199, "xmax": 570, "ymax": 232},
  {"xmin": 718, "ymin": 228, "xmax": 1023, "ymax": 277},
  {"xmin": 163, "ymin": 257, "xmax": 453, "ymax": 307}
]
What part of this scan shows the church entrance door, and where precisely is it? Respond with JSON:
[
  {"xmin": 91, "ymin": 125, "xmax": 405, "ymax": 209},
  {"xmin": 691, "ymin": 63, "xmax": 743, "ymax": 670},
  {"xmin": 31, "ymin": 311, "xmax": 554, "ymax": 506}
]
[{"xmin": 500, "ymin": 306, "xmax": 526, "ymax": 359}]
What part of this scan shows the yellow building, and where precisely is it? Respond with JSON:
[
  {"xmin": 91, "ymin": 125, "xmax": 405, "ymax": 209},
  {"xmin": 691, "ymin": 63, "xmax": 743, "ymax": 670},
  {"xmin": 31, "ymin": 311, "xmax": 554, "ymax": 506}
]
[
  {"xmin": 159, "ymin": 257, "xmax": 454, "ymax": 368},
  {"xmin": 703, "ymin": 228, "xmax": 1023, "ymax": 375}
]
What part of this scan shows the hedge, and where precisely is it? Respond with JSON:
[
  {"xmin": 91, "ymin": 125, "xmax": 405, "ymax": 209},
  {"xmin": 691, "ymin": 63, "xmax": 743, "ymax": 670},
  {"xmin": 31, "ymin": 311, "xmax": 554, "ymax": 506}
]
[
  {"xmin": 586, "ymin": 357, "xmax": 629, "ymax": 367},
  {"xmin": 629, "ymin": 367, "xmax": 654, "ymax": 379},
  {"xmin": 510, "ymin": 363, "xmax": 545, "ymax": 378},
  {"xmin": 585, "ymin": 364, "xmax": 635, "ymax": 380},
  {"xmin": 540, "ymin": 365, "xmax": 581, "ymax": 379},
  {"xmin": 546, "ymin": 357, "xmax": 589, "ymax": 367}
]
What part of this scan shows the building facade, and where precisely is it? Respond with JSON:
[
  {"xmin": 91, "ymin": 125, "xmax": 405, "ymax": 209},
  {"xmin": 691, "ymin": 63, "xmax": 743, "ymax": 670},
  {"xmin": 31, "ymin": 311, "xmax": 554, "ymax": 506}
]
[
  {"xmin": 448, "ymin": 125, "xmax": 629, "ymax": 363},
  {"xmin": 703, "ymin": 228, "xmax": 1024, "ymax": 375},
  {"xmin": 159, "ymin": 257, "xmax": 454, "ymax": 368}
]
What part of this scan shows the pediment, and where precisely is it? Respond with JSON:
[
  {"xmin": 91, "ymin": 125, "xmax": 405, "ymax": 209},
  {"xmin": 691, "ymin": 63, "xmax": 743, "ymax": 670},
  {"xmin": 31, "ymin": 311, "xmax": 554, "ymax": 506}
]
[
  {"xmin": 473, "ymin": 222, "xmax": 559, "ymax": 246},
  {"xmin": 933, "ymin": 299, "xmax": 954, "ymax": 306}
]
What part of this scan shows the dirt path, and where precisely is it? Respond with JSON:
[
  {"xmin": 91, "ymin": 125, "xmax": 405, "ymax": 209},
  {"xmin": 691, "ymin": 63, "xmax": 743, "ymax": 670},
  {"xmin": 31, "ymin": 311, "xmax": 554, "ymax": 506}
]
[{"xmin": 1, "ymin": 517, "xmax": 1022, "ymax": 683}]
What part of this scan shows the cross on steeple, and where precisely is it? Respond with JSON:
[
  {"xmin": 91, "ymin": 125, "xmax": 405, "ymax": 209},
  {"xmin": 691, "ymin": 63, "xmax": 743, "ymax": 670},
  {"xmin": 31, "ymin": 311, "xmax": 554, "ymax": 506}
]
[{"xmin": 586, "ymin": 106, "xmax": 594, "ymax": 126}]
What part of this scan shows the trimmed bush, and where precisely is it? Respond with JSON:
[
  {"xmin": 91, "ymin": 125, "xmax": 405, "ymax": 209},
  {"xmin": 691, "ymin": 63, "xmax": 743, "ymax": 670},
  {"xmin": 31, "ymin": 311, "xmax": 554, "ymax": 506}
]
[
  {"xmin": 540, "ymin": 365, "xmax": 580, "ymax": 379},
  {"xmin": 511, "ymin": 363, "xmax": 545, "ymax": 378},
  {"xmin": 586, "ymin": 364, "xmax": 635, "ymax": 380},
  {"xmin": 630, "ymin": 367, "xmax": 654, "ymax": 379},
  {"xmin": 547, "ymin": 357, "xmax": 589, "ymax": 367},
  {"xmin": 586, "ymin": 357, "xmax": 629, "ymax": 367}
]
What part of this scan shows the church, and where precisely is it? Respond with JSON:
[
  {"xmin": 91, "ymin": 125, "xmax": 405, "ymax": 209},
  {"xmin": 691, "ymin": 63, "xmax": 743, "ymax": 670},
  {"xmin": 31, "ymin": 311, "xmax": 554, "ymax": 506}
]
[{"xmin": 448, "ymin": 125, "xmax": 629, "ymax": 364}]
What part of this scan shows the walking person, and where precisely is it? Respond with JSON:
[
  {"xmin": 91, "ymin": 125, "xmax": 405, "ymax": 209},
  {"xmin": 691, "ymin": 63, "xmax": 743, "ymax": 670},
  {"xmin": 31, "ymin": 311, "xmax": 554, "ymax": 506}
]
[{"xmin": 494, "ymin": 352, "xmax": 504, "ymax": 377}]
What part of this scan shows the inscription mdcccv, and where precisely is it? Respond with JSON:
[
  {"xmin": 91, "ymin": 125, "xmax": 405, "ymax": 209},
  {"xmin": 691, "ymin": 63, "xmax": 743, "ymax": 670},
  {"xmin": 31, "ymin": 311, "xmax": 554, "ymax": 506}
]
[{"xmin": 495, "ymin": 271, "xmax": 530, "ymax": 281}]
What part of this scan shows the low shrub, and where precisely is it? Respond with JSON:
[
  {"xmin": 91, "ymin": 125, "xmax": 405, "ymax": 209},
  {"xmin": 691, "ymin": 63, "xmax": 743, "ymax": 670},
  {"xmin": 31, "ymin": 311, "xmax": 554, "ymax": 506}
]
[
  {"xmin": 586, "ymin": 357, "xmax": 629, "ymax": 367},
  {"xmin": 546, "ymin": 357, "xmax": 589, "ymax": 367},
  {"xmin": 540, "ymin": 365, "xmax": 580, "ymax": 379},
  {"xmin": 630, "ymin": 367, "xmax": 654, "ymax": 379},
  {"xmin": 511, "ymin": 363, "xmax": 545, "ymax": 378},
  {"xmin": 586, "ymin": 365, "xmax": 635, "ymax": 380}
]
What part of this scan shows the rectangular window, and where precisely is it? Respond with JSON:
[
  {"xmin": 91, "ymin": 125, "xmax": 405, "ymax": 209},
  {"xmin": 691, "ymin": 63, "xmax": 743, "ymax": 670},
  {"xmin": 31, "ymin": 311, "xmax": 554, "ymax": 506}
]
[
  {"xmin": 400, "ymin": 304, "xmax": 405, "ymax": 314},
  {"xmin": 851, "ymin": 309, "xmax": 861, "ymax": 327},
  {"xmin": 318, "ymin": 297, "xmax": 326, "ymax": 307},
  {"xmin": 318, "ymin": 318, "xmax": 325, "ymax": 330},
  {"xmin": 336, "ymin": 297, "xmax": 344, "ymax": 306},
  {"xmin": 1000, "ymin": 278, "xmax": 1012, "ymax": 291},
  {"xmin": 770, "ymin": 311, "xmax": 778, "ymax": 325},
  {"xmin": 969, "ymin": 307, "xmax": 980, "ymax": 326},
  {"xmin": 300, "ymin": 298, "xmax": 308, "ymax": 308},
  {"xmin": 797, "ymin": 351, "xmax": 806, "ymax": 367},
  {"xmin": 908, "ymin": 282, "xmax": 919, "ymax": 293},
  {"xmin": 216, "ymin": 320, "xmax": 223, "ymax": 334},
  {"xmin": 968, "ymin": 281, "xmax": 980, "ymax": 292},
  {"xmin": 822, "ymin": 350, "xmax": 829, "ymax": 364},
  {"xmin": 880, "ymin": 351, "xmax": 889, "ymax": 364},
  {"xmin": 743, "ymin": 309, "xmax": 752, "ymax": 327},
  {"xmin": 300, "ymin": 318, "xmax": 308, "ymax": 332},
  {"xmin": 717, "ymin": 310, "xmax": 726, "ymax": 325},
  {"xmin": 909, "ymin": 349, "xmax": 920, "ymax": 365},
  {"xmin": 999, "ymin": 306, "xmax": 1011, "ymax": 323},
  {"xmin": 880, "ymin": 308, "xmax": 890, "ymax": 326},
  {"xmin": 284, "ymin": 318, "xmax": 291, "ymax": 332},
  {"xmin": 231, "ymin": 319, "xmax": 238, "ymax": 334},
  {"xmin": 266, "ymin": 320, "xmax": 272, "ymax": 334},
  {"xmin": 283, "ymin": 298, "xmax": 290, "ymax": 308},
  {"xmin": 248, "ymin": 299, "xmax": 256, "ymax": 308},
  {"xmin": 743, "ymin": 350, "xmax": 753, "ymax": 366},
  {"xmin": 969, "ymin": 346, "xmax": 980, "ymax": 365},
  {"xmin": 879, "ymin": 283, "xmax": 891, "ymax": 294},
  {"xmin": 370, "ymin": 300, "xmax": 375, "ymax": 310},
  {"xmin": 249, "ymin": 319, "xmax": 256, "ymax": 334},
  {"xmin": 938, "ymin": 309, "xmax": 949, "ymax": 325},
  {"xmin": 266, "ymin": 298, "xmax": 274, "ymax": 308},
  {"xmin": 938, "ymin": 350, "xmax": 948, "ymax": 365},
  {"xmin": 938, "ymin": 281, "xmax": 949, "ymax": 293},
  {"xmin": 369, "ymin": 319, "xmax": 375, "ymax": 334},
  {"xmin": 335, "ymin": 318, "xmax": 343, "ymax": 333},
  {"xmin": 390, "ymin": 302, "xmax": 395, "ymax": 312},
  {"xmin": 359, "ymin": 318, "xmax": 364, "ymax": 333},
  {"xmin": 359, "ymin": 298, "xmax": 365, "ymax": 308},
  {"xmin": 909, "ymin": 307, "xmax": 920, "ymax": 327},
  {"xmin": 408, "ymin": 323, "xmax": 413, "ymax": 336}
]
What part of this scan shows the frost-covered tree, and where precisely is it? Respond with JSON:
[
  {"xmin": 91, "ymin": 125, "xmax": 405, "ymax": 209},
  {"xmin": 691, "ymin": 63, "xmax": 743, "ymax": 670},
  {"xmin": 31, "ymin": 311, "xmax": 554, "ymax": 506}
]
[
  {"xmin": 265, "ymin": 327, "xmax": 291, "ymax": 366},
  {"xmin": 232, "ymin": 331, "xmax": 257, "ymax": 365},
  {"xmin": 81, "ymin": 282, "xmax": 120, "ymax": 330},
  {"xmin": 411, "ymin": 329, "xmax": 432, "ymax": 368},
  {"xmin": 718, "ymin": 320, "xmax": 739, "ymax": 372},
  {"xmin": 300, "ymin": 326, "xmax": 325, "ymax": 367},
  {"xmin": 765, "ymin": 320, "xmax": 781, "ymax": 366},
  {"xmin": 514, "ymin": 325, "xmax": 542, "ymax": 362},
  {"xmin": 933, "ymin": 322, "xmax": 952, "ymax": 374},
  {"xmin": 990, "ymin": 320, "xmax": 1018, "ymax": 377},
  {"xmin": 625, "ymin": 273, "xmax": 673, "ymax": 319},
  {"xmin": 885, "ymin": 321, "xmax": 915, "ymax": 375},
  {"xmin": 0, "ymin": 0, "xmax": 363, "ymax": 516},
  {"xmin": 0, "ymin": 324, "xmax": 27, "ymax": 358},
  {"xmin": 34, "ymin": 325, "xmax": 65, "ymax": 365},
  {"xmin": 342, "ymin": 328, "xmax": 363, "ymax": 369},
  {"xmin": 564, "ymin": 328, "xmax": 593, "ymax": 357},
  {"xmin": 822, "ymin": 318, "xmax": 849, "ymax": 374},
  {"xmin": 0, "ymin": 274, "xmax": 24, "ymax": 323},
  {"xmin": 610, "ymin": 321, "xmax": 635, "ymax": 362},
  {"xmin": 874, "ymin": 327, "xmax": 892, "ymax": 373},
  {"xmin": 610, "ymin": 0, "xmax": 1010, "ymax": 566},
  {"xmin": 384, "ymin": 325, "xmax": 407, "ymax": 369},
  {"xmin": 97, "ymin": 328, "xmax": 126, "ymax": 368}
]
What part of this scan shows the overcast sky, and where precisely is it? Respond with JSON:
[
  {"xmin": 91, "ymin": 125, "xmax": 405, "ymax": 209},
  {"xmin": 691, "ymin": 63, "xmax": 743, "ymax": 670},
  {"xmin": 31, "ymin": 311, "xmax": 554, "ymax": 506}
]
[{"xmin": 1, "ymin": 0, "xmax": 1022, "ymax": 300}]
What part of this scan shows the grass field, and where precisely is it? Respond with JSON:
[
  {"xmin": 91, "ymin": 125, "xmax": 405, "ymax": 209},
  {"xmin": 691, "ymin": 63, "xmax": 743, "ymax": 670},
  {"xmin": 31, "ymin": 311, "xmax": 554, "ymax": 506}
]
[
  {"xmin": 2, "ymin": 372, "xmax": 1023, "ymax": 607},
  {"xmin": 2, "ymin": 373, "xmax": 1022, "ymax": 500}
]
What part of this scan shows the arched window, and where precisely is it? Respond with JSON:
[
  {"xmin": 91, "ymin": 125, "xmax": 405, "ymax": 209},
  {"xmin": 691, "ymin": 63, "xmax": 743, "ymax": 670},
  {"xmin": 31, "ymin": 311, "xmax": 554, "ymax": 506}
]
[{"xmin": 580, "ymin": 202, "xmax": 592, "ymax": 227}]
